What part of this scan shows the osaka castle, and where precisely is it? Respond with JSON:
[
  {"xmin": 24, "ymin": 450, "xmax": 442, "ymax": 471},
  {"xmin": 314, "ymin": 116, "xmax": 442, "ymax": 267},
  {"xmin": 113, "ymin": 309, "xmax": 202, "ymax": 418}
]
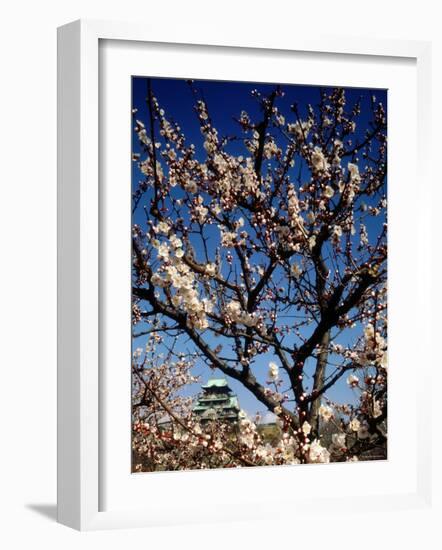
[{"xmin": 193, "ymin": 378, "xmax": 241, "ymax": 424}]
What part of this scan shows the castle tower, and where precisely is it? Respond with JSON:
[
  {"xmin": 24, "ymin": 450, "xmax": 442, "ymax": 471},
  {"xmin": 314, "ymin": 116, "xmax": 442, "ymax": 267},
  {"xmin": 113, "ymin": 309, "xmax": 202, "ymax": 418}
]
[{"xmin": 193, "ymin": 378, "xmax": 240, "ymax": 424}]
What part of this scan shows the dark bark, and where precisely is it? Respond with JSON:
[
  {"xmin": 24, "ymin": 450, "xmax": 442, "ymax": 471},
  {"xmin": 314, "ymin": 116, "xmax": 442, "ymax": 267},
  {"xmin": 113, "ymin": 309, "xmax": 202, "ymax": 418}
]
[{"xmin": 308, "ymin": 329, "xmax": 330, "ymax": 437}]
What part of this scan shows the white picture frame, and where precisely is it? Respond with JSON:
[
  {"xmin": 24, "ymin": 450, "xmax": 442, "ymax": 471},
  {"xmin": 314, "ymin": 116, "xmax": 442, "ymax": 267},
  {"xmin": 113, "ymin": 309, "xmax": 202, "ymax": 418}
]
[{"xmin": 57, "ymin": 19, "xmax": 432, "ymax": 531}]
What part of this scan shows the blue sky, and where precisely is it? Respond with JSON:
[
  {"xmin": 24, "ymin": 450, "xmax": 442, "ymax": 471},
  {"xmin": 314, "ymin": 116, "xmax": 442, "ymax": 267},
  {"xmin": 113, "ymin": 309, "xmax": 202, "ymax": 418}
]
[{"xmin": 131, "ymin": 76, "xmax": 387, "ymax": 419}]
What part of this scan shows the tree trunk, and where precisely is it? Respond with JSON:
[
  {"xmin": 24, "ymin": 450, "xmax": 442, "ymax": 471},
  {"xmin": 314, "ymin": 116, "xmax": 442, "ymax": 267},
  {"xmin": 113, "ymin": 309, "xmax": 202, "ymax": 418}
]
[{"xmin": 308, "ymin": 329, "xmax": 330, "ymax": 437}]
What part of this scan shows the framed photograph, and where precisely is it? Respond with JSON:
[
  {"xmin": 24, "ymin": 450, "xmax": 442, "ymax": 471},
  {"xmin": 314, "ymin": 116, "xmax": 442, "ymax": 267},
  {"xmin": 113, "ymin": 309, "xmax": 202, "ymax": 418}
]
[{"xmin": 57, "ymin": 19, "xmax": 432, "ymax": 530}]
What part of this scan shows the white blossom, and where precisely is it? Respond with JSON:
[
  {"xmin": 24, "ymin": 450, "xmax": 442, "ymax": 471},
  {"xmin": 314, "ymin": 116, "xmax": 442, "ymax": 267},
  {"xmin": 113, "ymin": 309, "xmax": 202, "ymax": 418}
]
[
  {"xmin": 205, "ymin": 263, "xmax": 217, "ymax": 276},
  {"xmin": 318, "ymin": 404, "xmax": 334, "ymax": 422},
  {"xmin": 268, "ymin": 361, "xmax": 279, "ymax": 381},
  {"xmin": 349, "ymin": 418, "xmax": 360, "ymax": 432},
  {"xmin": 347, "ymin": 374, "xmax": 359, "ymax": 387},
  {"xmin": 302, "ymin": 421, "xmax": 312, "ymax": 436},
  {"xmin": 373, "ymin": 400, "xmax": 382, "ymax": 418},
  {"xmin": 307, "ymin": 439, "xmax": 330, "ymax": 464},
  {"xmin": 311, "ymin": 147, "xmax": 330, "ymax": 173}
]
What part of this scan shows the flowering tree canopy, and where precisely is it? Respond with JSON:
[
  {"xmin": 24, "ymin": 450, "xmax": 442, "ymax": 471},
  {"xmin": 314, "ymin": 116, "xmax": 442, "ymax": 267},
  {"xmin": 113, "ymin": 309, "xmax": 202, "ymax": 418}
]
[{"xmin": 131, "ymin": 79, "xmax": 387, "ymax": 470}]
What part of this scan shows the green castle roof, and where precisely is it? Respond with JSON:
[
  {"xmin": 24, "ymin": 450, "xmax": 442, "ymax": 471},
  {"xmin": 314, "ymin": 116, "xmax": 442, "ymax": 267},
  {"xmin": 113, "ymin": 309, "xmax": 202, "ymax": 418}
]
[
  {"xmin": 193, "ymin": 396, "xmax": 240, "ymax": 412},
  {"xmin": 201, "ymin": 378, "xmax": 230, "ymax": 390},
  {"xmin": 193, "ymin": 379, "xmax": 241, "ymax": 422}
]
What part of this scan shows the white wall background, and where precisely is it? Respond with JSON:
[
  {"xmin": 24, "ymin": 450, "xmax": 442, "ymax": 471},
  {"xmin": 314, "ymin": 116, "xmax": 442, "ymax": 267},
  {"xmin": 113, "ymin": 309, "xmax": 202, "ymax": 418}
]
[{"xmin": 0, "ymin": 1, "xmax": 440, "ymax": 548}]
